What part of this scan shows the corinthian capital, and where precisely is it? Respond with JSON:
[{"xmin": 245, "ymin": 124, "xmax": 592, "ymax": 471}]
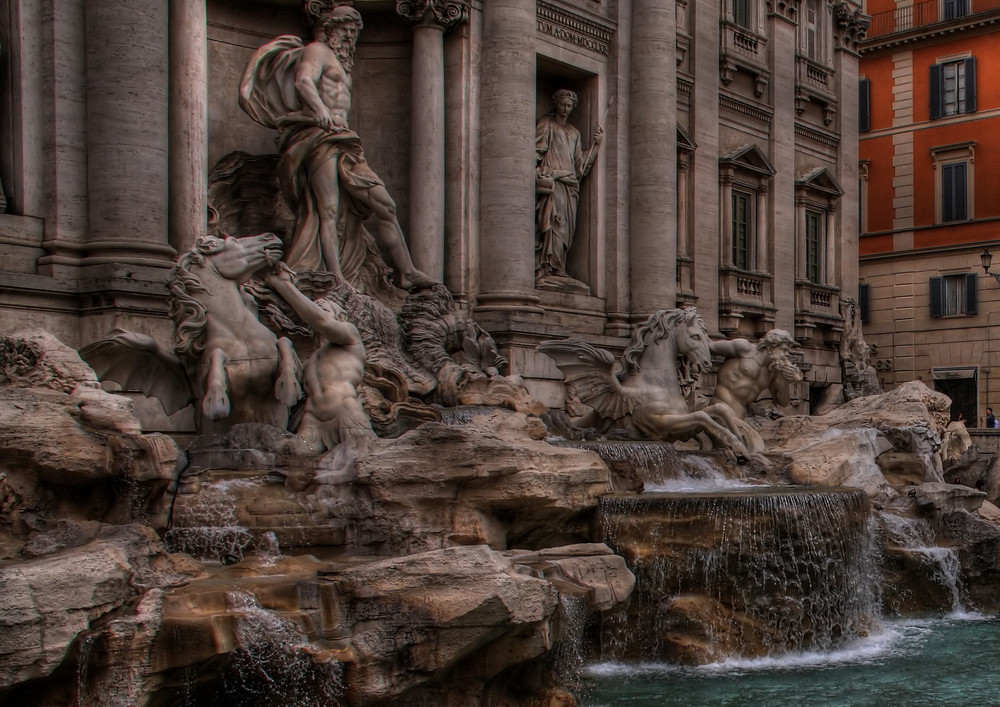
[{"xmin": 396, "ymin": 0, "xmax": 469, "ymax": 29}]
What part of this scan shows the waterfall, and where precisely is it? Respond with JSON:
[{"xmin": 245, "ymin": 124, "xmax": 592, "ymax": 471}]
[
  {"xmin": 598, "ymin": 487, "xmax": 881, "ymax": 664},
  {"xmin": 180, "ymin": 591, "xmax": 347, "ymax": 706},
  {"xmin": 877, "ymin": 511, "xmax": 967, "ymax": 615},
  {"xmin": 164, "ymin": 478, "xmax": 258, "ymax": 563}
]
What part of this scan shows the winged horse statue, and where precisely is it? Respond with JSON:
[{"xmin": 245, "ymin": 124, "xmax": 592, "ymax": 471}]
[
  {"xmin": 538, "ymin": 308, "xmax": 752, "ymax": 457},
  {"xmin": 81, "ymin": 233, "xmax": 303, "ymax": 432}
]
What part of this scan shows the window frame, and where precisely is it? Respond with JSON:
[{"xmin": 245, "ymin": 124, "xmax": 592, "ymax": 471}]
[
  {"xmin": 930, "ymin": 273, "xmax": 978, "ymax": 317},
  {"xmin": 805, "ymin": 209, "xmax": 823, "ymax": 284},
  {"xmin": 930, "ymin": 56, "xmax": 977, "ymax": 119},
  {"xmin": 732, "ymin": 188, "xmax": 754, "ymax": 270},
  {"xmin": 931, "ymin": 141, "xmax": 975, "ymax": 225},
  {"xmin": 943, "ymin": 0, "xmax": 970, "ymax": 21}
]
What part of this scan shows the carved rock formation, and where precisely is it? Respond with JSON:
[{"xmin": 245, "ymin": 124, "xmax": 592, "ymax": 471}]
[{"xmin": 171, "ymin": 408, "xmax": 611, "ymax": 556}]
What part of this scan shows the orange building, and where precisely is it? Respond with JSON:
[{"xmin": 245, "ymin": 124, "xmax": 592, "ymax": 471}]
[{"xmin": 859, "ymin": 0, "xmax": 1000, "ymax": 426}]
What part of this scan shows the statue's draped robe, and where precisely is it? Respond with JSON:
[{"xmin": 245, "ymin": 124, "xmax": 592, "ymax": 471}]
[
  {"xmin": 535, "ymin": 114, "xmax": 586, "ymax": 278},
  {"xmin": 239, "ymin": 36, "xmax": 383, "ymax": 279}
]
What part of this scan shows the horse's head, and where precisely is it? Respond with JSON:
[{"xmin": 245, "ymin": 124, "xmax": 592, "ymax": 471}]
[
  {"xmin": 193, "ymin": 233, "xmax": 284, "ymax": 283},
  {"xmin": 672, "ymin": 309, "xmax": 713, "ymax": 372}
]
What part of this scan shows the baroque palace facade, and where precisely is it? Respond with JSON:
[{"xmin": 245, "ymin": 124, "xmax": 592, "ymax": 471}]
[
  {"xmin": 0, "ymin": 0, "xmax": 865, "ymax": 413},
  {"xmin": 859, "ymin": 0, "xmax": 1000, "ymax": 426}
]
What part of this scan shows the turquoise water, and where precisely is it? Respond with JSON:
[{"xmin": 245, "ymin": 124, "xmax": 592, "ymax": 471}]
[{"xmin": 581, "ymin": 615, "xmax": 1000, "ymax": 707}]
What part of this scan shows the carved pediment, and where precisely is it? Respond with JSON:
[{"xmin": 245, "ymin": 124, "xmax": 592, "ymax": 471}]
[
  {"xmin": 796, "ymin": 167, "xmax": 844, "ymax": 198},
  {"xmin": 677, "ymin": 123, "xmax": 697, "ymax": 152},
  {"xmin": 720, "ymin": 144, "xmax": 776, "ymax": 177}
]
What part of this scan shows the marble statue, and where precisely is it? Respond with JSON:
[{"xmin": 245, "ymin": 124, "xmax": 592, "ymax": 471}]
[
  {"xmin": 263, "ymin": 263, "xmax": 375, "ymax": 451},
  {"xmin": 539, "ymin": 309, "xmax": 751, "ymax": 457},
  {"xmin": 709, "ymin": 329, "xmax": 803, "ymax": 418},
  {"xmin": 81, "ymin": 233, "xmax": 302, "ymax": 431},
  {"xmin": 535, "ymin": 89, "xmax": 603, "ymax": 291},
  {"xmin": 239, "ymin": 2, "xmax": 434, "ymax": 291}
]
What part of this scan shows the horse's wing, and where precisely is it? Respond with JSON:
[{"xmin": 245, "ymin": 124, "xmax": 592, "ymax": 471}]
[
  {"xmin": 79, "ymin": 329, "xmax": 194, "ymax": 415},
  {"xmin": 537, "ymin": 339, "xmax": 634, "ymax": 421}
]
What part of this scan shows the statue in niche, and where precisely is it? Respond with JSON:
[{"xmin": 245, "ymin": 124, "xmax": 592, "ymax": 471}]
[
  {"xmin": 239, "ymin": 1, "xmax": 435, "ymax": 291},
  {"xmin": 534, "ymin": 89, "xmax": 603, "ymax": 293},
  {"xmin": 709, "ymin": 329, "xmax": 803, "ymax": 419},
  {"xmin": 263, "ymin": 263, "xmax": 375, "ymax": 451}
]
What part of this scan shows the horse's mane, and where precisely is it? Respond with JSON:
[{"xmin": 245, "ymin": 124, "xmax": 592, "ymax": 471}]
[
  {"xmin": 167, "ymin": 236, "xmax": 230, "ymax": 357},
  {"xmin": 619, "ymin": 308, "xmax": 704, "ymax": 381}
]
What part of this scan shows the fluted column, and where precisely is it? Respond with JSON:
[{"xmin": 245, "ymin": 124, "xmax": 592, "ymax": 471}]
[
  {"xmin": 397, "ymin": 0, "xmax": 468, "ymax": 281},
  {"xmin": 82, "ymin": 0, "xmax": 174, "ymax": 268},
  {"xmin": 475, "ymin": 0, "xmax": 541, "ymax": 314},
  {"xmin": 628, "ymin": 0, "xmax": 676, "ymax": 318},
  {"xmin": 169, "ymin": 0, "xmax": 208, "ymax": 253}
]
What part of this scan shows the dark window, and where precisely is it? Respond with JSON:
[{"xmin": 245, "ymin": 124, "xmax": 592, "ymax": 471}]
[
  {"xmin": 732, "ymin": 190, "xmax": 752, "ymax": 269},
  {"xmin": 732, "ymin": 0, "xmax": 752, "ymax": 28},
  {"xmin": 929, "ymin": 273, "xmax": 977, "ymax": 317},
  {"xmin": 805, "ymin": 210, "xmax": 822, "ymax": 283},
  {"xmin": 859, "ymin": 283, "xmax": 871, "ymax": 324},
  {"xmin": 930, "ymin": 57, "xmax": 977, "ymax": 119},
  {"xmin": 941, "ymin": 162, "xmax": 968, "ymax": 222},
  {"xmin": 944, "ymin": 0, "xmax": 969, "ymax": 20},
  {"xmin": 859, "ymin": 78, "xmax": 871, "ymax": 133}
]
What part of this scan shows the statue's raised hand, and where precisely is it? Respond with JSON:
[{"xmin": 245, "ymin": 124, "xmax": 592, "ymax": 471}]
[
  {"xmin": 265, "ymin": 261, "xmax": 296, "ymax": 288},
  {"xmin": 592, "ymin": 125, "xmax": 605, "ymax": 146}
]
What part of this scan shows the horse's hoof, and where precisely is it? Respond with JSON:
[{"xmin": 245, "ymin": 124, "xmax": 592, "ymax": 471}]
[
  {"xmin": 203, "ymin": 391, "xmax": 230, "ymax": 420},
  {"xmin": 275, "ymin": 378, "xmax": 303, "ymax": 407}
]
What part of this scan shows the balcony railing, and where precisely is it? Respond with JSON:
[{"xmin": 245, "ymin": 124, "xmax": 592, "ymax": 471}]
[{"xmin": 867, "ymin": 0, "xmax": 1000, "ymax": 39}]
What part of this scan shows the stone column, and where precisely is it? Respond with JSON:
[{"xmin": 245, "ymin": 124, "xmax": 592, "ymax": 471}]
[
  {"xmin": 397, "ymin": 0, "xmax": 468, "ymax": 282},
  {"xmin": 628, "ymin": 0, "xmax": 676, "ymax": 319},
  {"xmin": 475, "ymin": 0, "xmax": 541, "ymax": 315},
  {"xmin": 82, "ymin": 0, "xmax": 174, "ymax": 268},
  {"xmin": 169, "ymin": 0, "xmax": 208, "ymax": 253},
  {"xmin": 34, "ymin": 0, "xmax": 89, "ymax": 276}
]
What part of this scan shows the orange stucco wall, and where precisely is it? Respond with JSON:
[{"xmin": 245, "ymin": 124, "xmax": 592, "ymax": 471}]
[{"xmin": 859, "ymin": 26, "xmax": 1000, "ymax": 255}]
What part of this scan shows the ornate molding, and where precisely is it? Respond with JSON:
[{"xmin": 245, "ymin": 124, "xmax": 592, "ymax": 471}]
[
  {"xmin": 766, "ymin": 0, "xmax": 800, "ymax": 23},
  {"xmin": 719, "ymin": 94, "xmax": 773, "ymax": 127},
  {"xmin": 833, "ymin": 2, "xmax": 870, "ymax": 52},
  {"xmin": 795, "ymin": 122, "xmax": 840, "ymax": 149},
  {"xmin": 537, "ymin": 0, "xmax": 615, "ymax": 57},
  {"xmin": 396, "ymin": 0, "xmax": 469, "ymax": 29}
]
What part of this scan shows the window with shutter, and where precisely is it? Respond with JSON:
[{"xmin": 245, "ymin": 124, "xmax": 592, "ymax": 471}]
[{"xmin": 859, "ymin": 78, "xmax": 870, "ymax": 133}]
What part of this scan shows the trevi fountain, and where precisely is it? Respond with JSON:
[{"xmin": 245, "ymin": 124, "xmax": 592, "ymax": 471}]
[{"xmin": 2, "ymin": 1, "xmax": 1000, "ymax": 706}]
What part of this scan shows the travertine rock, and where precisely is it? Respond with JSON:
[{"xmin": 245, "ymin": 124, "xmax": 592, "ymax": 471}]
[
  {"xmin": 755, "ymin": 381, "xmax": 951, "ymax": 496},
  {"xmin": 171, "ymin": 409, "xmax": 611, "ymax": 556},
  {"xmin": 0, "ymin": 334, "xmax": 181, "ymax": 540},
  {"xmin": 0, "ymin": 524, "xmax": 183, "ymax": 689}
]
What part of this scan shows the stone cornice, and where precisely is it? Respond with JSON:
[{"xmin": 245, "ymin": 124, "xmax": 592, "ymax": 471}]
[
  {"xmin": 861, "ymin": 10, "xmax": 1000, "ymax": 53},
  {"xmin": 536, "ymin": 0, "xmax": 615, "ymax": 57},
  {"xmin": 719, "ymin": 94, "xmax": 773, "ymax": 126},
  {"xmin": 795, "ymin": 122, "xmax": 840, "ymax": 149}
]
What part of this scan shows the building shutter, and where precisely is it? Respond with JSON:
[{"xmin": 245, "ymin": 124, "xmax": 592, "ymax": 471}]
[
  {"xmin": 965, "ymin": 272, "xmax": 978, "ymax": 314},
  {"xmin": 859, "ymin": 283, "xmax": 871, "ymax": 324},
  {"xmin": 859, "ymin": 78, "xmax": 871, "ymax": 133},
  {"xmin": 964, "ymin": 57, "xmax": 977, "ymax": 113},
  {"xmin": 930, "ymin": 64, "xmax": 943, "ymax": 120},
  {"xmin": 929, "ymin": 276, "xmax": 943, "ymax": 317}
]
